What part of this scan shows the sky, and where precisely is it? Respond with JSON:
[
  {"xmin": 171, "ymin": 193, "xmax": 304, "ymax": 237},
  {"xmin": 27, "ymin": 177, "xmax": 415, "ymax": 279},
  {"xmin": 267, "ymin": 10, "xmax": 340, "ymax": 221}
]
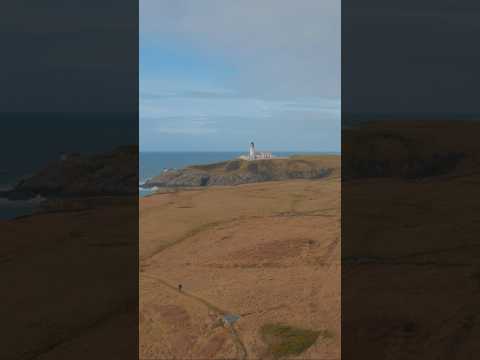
[{"xmin": 140, "ymin": 0, "xmax": 340, "ymax": 152}]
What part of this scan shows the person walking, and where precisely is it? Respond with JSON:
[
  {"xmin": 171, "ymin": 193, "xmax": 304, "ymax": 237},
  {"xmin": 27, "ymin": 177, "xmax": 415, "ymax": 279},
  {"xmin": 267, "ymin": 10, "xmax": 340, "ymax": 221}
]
[{"xmin": 178, "ymin": 284, "xmax": 182, "ymax": 292}]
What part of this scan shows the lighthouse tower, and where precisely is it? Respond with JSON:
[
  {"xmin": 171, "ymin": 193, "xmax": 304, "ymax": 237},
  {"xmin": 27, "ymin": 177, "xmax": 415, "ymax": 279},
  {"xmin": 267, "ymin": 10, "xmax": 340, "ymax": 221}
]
[{"xmin": 249, "ymin": 142, "xmax": 256, "ymax": 160}]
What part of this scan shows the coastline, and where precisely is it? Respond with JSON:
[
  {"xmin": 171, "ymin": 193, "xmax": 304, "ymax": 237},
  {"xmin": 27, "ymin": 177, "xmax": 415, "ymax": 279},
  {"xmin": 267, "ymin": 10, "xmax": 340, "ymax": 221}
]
[{"xmin": 142, "ymin": 154, "xmax": 340, "ymax": 190}]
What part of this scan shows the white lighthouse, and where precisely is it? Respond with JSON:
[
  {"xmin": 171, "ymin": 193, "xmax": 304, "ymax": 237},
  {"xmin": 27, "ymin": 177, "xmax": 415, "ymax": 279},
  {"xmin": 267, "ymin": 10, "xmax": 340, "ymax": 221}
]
[
  {"xmin": 249, "ymin": 142, "xmax": 256, "ymax": 160},
  {"xmin": 238, "ymin": 142, "xmax": 272, "ymax": 161}
]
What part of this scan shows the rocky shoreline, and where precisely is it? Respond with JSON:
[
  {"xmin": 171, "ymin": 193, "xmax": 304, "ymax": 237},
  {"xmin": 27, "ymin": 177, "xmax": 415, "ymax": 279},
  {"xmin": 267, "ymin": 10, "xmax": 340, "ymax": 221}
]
[
  {"xmin": 1, "ymin": 146, "xmax": 138, "ymax": 200},
  {"xmin": 143, "ymin": 156, "xmax": 336, "ymax": 188}
]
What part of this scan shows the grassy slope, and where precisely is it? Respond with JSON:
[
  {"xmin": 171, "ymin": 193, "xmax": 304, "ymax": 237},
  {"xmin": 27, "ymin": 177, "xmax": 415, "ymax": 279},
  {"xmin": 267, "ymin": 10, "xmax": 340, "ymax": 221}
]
[
  {"xmin": 188, "ymin": 155, "xmax": 340, "ymax": 177},
  {"xmin": 260, "ymin": 323, "xmax": 333, "ymax": 359},
  {"xmin": 343, "ymin": 120, "xmax": 480, "ymax": 178},
  {"xmin": 140, "ymin": 176, "xmax": 340, "ymax": 360},
  {"xmin": 342, "ymin": 120, "xmax": 480, "ymax": 359}
]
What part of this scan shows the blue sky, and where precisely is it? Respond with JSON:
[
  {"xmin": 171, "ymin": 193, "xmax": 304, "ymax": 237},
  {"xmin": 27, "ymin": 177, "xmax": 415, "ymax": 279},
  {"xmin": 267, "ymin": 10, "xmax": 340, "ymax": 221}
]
[{"xmin": 140, "ymin": 0, "xmax": 340, "ymax": 152}]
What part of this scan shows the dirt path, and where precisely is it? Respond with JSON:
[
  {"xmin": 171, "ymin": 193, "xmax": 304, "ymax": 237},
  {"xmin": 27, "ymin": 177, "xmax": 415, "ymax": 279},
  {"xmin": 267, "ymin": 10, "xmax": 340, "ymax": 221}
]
[{"xmin": 142, "ymin": 274, "xmax": 248, "ymax": 360}]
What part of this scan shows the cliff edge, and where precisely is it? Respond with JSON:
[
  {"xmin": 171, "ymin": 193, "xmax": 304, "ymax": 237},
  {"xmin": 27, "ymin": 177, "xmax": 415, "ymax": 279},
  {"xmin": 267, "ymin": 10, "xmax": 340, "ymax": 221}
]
[
  {"xmin": 144, "ymin": 155, "xmax": 339, "ymax": 188},
  {"xmin": 3, "ymin": 146, "xmax": 138, "ymax": 199}
]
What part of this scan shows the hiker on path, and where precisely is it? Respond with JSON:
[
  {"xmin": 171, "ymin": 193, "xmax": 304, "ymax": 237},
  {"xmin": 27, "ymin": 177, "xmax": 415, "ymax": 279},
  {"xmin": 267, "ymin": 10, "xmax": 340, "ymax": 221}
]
[{"xmin": 178, "ymin": 284, "xmax": 182, "ymax": 292}]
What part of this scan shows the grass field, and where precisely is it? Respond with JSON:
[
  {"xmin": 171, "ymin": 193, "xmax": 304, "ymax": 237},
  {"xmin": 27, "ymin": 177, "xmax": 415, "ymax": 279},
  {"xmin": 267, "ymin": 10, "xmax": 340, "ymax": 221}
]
[{"xmin": 140, "ymin": 155, "xmax": 340, "ymax": 360}]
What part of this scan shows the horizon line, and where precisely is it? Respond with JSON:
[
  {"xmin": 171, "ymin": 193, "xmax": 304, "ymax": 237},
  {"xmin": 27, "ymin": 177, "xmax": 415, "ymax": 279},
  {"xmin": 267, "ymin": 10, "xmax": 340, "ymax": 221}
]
[{"xmin": 140, "ymin": 150, "xmax": 340, "ymax": 153}]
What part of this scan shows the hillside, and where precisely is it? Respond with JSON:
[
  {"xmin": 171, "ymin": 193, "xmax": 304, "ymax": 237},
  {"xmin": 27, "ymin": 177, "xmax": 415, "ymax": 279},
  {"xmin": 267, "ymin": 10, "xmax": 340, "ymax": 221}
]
[
  {"xmin": 144, "ymin": 155, "xmax": 339, "ymax": 188},
  {"xmin": 1, "ymin": 198, "xmax": 137, "ymax": 359},
  {"xmin": 140, "ymin": 176, "xmax": 340, "ymax": 359},
  {"xmin": 2, "ymin": 146, "xmax": 138, "ymax": 200},
  {"xmin": 343, "ymin": 120, "xmax": 480, "ymax": 179},
  {"xmin": 342, "ymin": 120, "xmax": 480, "ymax": 359}
]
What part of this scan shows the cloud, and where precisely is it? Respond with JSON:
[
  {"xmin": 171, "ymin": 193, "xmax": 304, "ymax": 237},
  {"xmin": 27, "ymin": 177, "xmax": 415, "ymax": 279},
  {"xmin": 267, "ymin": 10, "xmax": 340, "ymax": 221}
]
[
  {"xmin": 140, "ymin": 1, "xmax": 340, "ymax": 151},
  {"xmin": 141, "ymin": 0, "xmax": 340, "ymax": 99},
  {"xmin": 140, "ymin": 92, "xmax": 339, "ymax": 122},
  {"xmin": 140, "ymin": 109, "xmax": 340, "ymax": 152},
  {"xmin": 140, "ymin": 95, "xmax": 340, "ymax": 151},
  {"xmin": 157, "ymin": 127, "xmax": 217, "ymax": 135},
  {"xmin": 140, "ymin": 90, "xmax": 238, "ymax": 100}
]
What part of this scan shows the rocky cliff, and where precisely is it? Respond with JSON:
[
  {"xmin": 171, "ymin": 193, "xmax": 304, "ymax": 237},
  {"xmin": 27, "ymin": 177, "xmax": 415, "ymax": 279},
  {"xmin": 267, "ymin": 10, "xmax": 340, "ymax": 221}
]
[
  {"xmin": 3, "ymin": 146, "xmax": 138, "ymax": 199},
  {"xmin": 342, "ymin": 121, "xmax": 480, "ymax": 180},
  {"xmin": 144, "ymin": 156, "xmax": 338, "ymax": 188}
]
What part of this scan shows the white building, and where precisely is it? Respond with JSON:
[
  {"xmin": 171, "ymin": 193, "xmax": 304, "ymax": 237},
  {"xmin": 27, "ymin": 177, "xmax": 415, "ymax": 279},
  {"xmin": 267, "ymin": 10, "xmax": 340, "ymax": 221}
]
[
  {"xmin": 241, "ymin": 142, "xmax": 272, "ymax": 161},
  {"xmin": 249, "ymin": 142, "xmax": 256, "ymax": 160}
]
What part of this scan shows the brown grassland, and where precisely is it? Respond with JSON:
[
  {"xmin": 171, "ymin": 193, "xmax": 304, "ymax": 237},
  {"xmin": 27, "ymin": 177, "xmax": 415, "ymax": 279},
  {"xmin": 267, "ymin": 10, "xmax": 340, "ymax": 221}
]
[
  {"xmin": 140, "ymin": 155, "xmax": 341, "ymax": 360},
  {"xmin": 342, "ymin": 121, "xmax": 480, "ymax": 359},
  {"xmin": 1, "ymin": 198, "xmax": 138, "ymax": 359}
]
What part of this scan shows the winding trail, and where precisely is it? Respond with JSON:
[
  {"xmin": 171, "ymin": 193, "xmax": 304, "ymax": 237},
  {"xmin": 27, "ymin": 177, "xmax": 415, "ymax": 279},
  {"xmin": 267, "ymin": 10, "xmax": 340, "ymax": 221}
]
[{"xmin": 142, "ymin": 274, "xmax": 248, "ymax": 360}]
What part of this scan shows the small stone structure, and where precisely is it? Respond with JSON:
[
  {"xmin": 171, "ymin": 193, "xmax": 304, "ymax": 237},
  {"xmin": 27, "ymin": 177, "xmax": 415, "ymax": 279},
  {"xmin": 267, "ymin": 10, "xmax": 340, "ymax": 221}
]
[{"xmin": 222, "ymin": 314, "xmax": 240, "ymax": 326}]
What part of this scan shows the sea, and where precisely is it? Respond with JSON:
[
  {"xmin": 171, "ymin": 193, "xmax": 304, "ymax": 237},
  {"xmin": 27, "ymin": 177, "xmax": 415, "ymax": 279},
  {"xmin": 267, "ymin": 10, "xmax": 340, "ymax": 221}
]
[{"xmin": 0, "ymin": 167, "xmax": 46, "ymax": 220}]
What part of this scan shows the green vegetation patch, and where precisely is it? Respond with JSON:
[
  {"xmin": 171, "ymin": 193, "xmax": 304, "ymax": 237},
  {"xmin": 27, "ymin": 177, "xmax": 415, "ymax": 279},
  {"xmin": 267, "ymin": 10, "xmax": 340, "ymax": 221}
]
[
  {"xmin": 260, "ymin": 323, "xmax": 332, "ymax": 358},
  {"xmin": 224, "ymin": 159, "xmax": 242, "ymax": 172},
  {"xmin": 189, "ymin": 161, "xmax": 229, "ymax": 171}
]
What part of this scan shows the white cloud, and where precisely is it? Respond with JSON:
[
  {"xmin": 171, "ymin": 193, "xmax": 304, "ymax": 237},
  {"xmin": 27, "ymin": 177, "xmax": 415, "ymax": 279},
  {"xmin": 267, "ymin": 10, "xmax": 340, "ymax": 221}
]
[
  {"xmin": 139, "ymin": 0, "xmax": 340, "ymax": 151},
  {"xmin": 141, "ymin": 0, "xmax": 340, "ymax": 99},
  {"xmin": 157, "ymin": 127, "xmax": 217, "ymax": 135}
]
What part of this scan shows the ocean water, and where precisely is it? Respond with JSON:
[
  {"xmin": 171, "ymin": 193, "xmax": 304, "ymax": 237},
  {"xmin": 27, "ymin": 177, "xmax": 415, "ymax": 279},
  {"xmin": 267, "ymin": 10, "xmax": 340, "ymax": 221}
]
[
  {"xmin": 0, "ymin": 170, "xmax": 42, "ymax": 220},
  {"xmin": 139, "ymin": 151, "xmax": 329, "ymax": 197},
  {"xmin": 0, "ymin": 196, "xmax": 45, "ymax": 220}
]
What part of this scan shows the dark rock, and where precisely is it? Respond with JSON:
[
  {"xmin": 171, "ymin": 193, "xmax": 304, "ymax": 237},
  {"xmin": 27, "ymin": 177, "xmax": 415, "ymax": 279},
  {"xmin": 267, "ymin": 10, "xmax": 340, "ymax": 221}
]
[
  {"xmin": 4, "ymin": 146, "xmax": 138, "ymax": 199},
  {"xmin": 224, "ymin": 160, "xmax": 241, "ymax": 172},
  {"xmin": 144, "ymin": 158, "xmax": 333, "ymax": 188}
]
